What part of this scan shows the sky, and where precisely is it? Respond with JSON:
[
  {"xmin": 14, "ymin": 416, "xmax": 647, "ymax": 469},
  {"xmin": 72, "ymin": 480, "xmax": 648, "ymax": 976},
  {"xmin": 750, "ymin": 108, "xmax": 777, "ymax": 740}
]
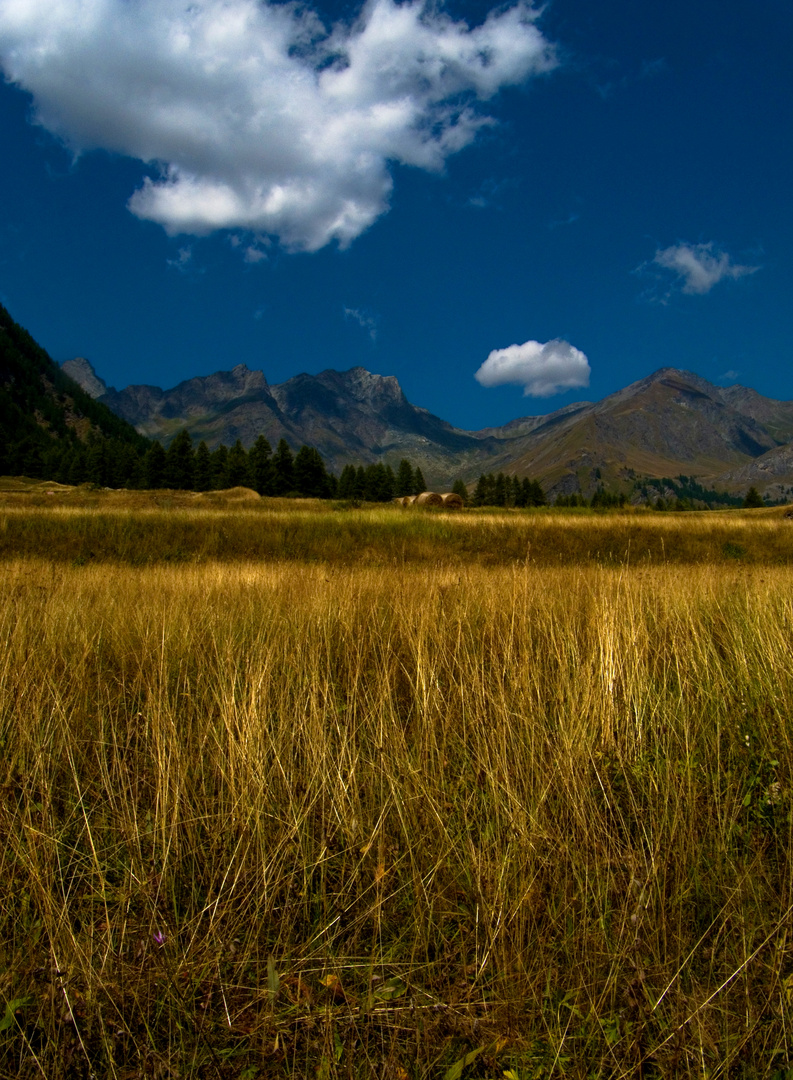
[{"xmin": 0, "ymin": 0, "xmax": 791, "ymax": 431}]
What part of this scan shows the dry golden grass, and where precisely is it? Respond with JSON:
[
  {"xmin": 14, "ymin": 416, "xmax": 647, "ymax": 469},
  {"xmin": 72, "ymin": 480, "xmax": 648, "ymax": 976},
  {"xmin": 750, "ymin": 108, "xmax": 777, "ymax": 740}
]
[
  {"xmin": 0, "ymin": 497, "xmax": 792, "ymax": 567},
  {"xmin": 2, "ymin": 545, "xmax": 793, "ymax": 1077}
]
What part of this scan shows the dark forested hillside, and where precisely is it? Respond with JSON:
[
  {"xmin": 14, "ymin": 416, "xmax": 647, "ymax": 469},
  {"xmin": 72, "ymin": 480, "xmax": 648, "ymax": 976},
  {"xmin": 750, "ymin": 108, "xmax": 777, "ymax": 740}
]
[{"xmin": 0, "ymin": 303, "xmax": 151, "ymax": 485}]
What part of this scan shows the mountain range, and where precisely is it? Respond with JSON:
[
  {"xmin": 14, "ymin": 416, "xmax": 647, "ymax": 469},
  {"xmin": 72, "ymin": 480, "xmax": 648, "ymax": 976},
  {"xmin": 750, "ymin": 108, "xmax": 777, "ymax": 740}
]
[{"xmin": 61, "ymin": 356, "xmax": 793, "ymax": 499}]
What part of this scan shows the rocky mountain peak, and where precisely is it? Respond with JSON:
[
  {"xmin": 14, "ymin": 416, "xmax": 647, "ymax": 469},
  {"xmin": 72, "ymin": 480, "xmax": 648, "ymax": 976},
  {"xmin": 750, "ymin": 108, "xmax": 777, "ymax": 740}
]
[
  {"xmin": 313, "ymin": 366, "xmax": 406, "ymax": 408},
  {"xmin": 61, "ymin": 357, "xmax": 108, "ymax": 399}
]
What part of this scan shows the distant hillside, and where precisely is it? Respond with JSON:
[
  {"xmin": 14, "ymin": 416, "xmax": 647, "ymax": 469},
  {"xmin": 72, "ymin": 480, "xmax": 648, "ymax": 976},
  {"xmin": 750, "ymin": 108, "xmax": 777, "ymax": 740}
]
[
  {"xmin": 65, "ymin": 355, "xmax": 793, "ymax": 498},
  {"xmin": 481, "ymin": 368, "xmax": 793, "ymax": 498},
  {"xmin": 1, "ymin": 304, "xmax": 150, "ymax": 483}
]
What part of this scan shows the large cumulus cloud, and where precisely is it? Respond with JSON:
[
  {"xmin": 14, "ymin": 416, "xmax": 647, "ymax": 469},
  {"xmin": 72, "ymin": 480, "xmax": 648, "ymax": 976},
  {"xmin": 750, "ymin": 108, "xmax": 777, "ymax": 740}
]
[
  {"xmin": 475, "ymin": 338, "xmax": 590, "ymax": 397},
  {"xmin": 0, "ymin": 0, "xmax": 556, "ymax": 251}
]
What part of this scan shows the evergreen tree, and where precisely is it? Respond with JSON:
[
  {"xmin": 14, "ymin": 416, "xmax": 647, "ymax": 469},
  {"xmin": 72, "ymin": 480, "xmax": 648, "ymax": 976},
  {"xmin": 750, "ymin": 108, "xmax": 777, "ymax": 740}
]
[
  {"xmin": 338, "ymin": 464, "xmax": 358, "ymax": 499},
  {"xmin": 294, "ymin": 445, "xmax": 332, "ymax": 497},
  {"xmin": 210, "ymin": 445, "xmax": 229, "ymax": 489},
  {"xmin": 165, "ymin": 429, "xmax": 195, "ymax": 490},
  {"xmin": 145, "ymin": 442, "xmax": 167, "ymax": 489},
  {"xmin": 743, "ymin": 486, "xmax": 765, "ymax": 508},
  {"xmin": 225, "ymin": 439, "xmax": 252, "ymax": 488},
  {"xmin": 56, "ymin": 447, "xmax": 74, "ymax": 485},
  {"xmin": 413, "ymin": 466, "xmax": 426, "ymax": 495},
  {"xmin": 384, "ymin": 464, "xmax": 396, "ymax": 499},
  {"xmin": 68, "ymin": 448, "xmax": 88, "ymax": 485},
  {"xmin": 451, "ymin": 479, "xmax": 468, "ymax": 504},
  {"xmin": 355, "ymin": 466, "xmax": 368, "ymax": 499},
  {"xmin": 362, "ymin": 464, "xmax": 380, "ymax": 501},
  {"xmin": 494, "ymin": 472, "xmax": 507, "ymax": 507},
  {"xmin": 85, "ymin": 436, "xmax": 109, "ymax": 487},
  {"xmin": 529, "ymin": 480, "xmax": 547, "ymax": 507},
  {"xmin": 395, "ymin": 459, "xmax": 414, "ymax": 497},
  {"xmin": 248, "ymin": 435, "xmax": 274, "ymax": 496},
  {"xmin": 472, "ymin": 474, "xmax": 489, "ymax": 507},
  {"xmin": 193, "ymin": 442, "xmax": 213, "ymax": 492},
  {"xmin": 22, "ymin": 439, "xmax": 45, "ymax": 478},
  {"xmin": 369, "ymin": 462, "xmax": 394, "ymax": 501},
  {"xmin": 272, "ymin": 438, "xmax": 295, "ymax": 495}
]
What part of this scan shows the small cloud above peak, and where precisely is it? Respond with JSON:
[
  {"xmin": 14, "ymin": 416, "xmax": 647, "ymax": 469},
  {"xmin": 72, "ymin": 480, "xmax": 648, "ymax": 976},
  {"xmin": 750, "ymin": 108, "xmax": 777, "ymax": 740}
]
[
  {"xmin": 716, "ymin": 369, "xmax": 740, "ymax": 385},
  {"xmin": 344, "ymin": 306, "xmax": 379, "ymax": 342},
  {"xmin": 647, "ymin": 241, "xmax": 760, "ymax": 297},
  {"xmin": 475, "ymin": 338, "xmax": 590, "ymax": 397}
]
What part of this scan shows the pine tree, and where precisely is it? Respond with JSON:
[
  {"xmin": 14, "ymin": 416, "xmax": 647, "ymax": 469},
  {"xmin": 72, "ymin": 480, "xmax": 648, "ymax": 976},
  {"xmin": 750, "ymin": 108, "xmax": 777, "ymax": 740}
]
[
  {"xmin": 494, "ymin": 472, "xmax": 507, "ymax": 507},
  {"xmin": 194, "ymin": 442, "xmax": 213, "ymax": 491},
  {"xmin": 395, "ymin": 459, "xmax": 414, "ymax": 497},
  {"xmin": 210, "ymin": 445, "xmax": 229, "ymax": 489},
  {"xmin": 384, "ymin": 464, "xmax": 396, "ymax": 500},
  {"xmin": 362, "ymin": 464, "xmax": 380, "ymax": 501},
  {"xmin": 413, "ymin": 467, "xmax": 426, "ymax": 495},
  {"xmin": 85, "ymin": 435, "xmax": 108, "ymax": 487},
  {"xmin": 145, "ymin": 442, "xmax": 167, "ymax": 489},
  {"xmin": 165, "ymin": 429, "xmax": 195, "ymax": 490},
  {"xmin": 743, "ymin": 486, "xmax": 764, "ymax": 508},
  {"xmin": 472, "ymin": 474, "xmax": 488, "ymax": 507},
  {"xmin": 248, "ymin": 435, "xmax": 274, "ymax": 496},
  {"xmin": 530, "ymin": 480, "xmax": 547, "ymax": 507},
  {"xmin": 68, "ymin": 448, "xmax": 89, "ymax": 485},
  {"xmin": 225, "ymin": 440, "xmax": 252, "ymax": 488},
  {"xmin": 338, "ymin": 465, "xmax": 358, "ymax": 499},
  {"xmin": 452, "ymin": 479, "xmax": 468, "ymax": 504},
  {"xmin": 370, "ymin": 462, "xmax": 394, "ymax": 501},
  {"xmin": 272, "ymin": 438, "xmax": 295, "ymax": 495},
  {"xmin": 294, "ymin": 445, "xmax": 331, "ymax": 497}
]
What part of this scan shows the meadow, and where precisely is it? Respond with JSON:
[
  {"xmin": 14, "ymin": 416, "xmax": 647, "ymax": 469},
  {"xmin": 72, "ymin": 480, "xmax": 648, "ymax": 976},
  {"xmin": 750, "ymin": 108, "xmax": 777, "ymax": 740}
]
[{"xmin": 2, "ymin": 493, "xmax": 793, "ymax": 1078}]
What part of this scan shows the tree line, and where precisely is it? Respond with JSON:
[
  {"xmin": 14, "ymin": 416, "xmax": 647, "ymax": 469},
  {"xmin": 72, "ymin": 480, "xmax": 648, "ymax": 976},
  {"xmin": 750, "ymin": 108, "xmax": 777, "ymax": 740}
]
[
  {"xmin": 471, "ymin": 472, "xmax": 548, "ymax": 508},
  {"xmin": 6, "ymin": 418, "xmax": 474, "ymax": 504}
]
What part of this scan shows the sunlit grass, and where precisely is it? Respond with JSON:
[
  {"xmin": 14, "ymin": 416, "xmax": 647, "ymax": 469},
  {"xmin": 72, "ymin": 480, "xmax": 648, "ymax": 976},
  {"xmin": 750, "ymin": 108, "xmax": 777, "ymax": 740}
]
[
  {"xmin": 1, "ymin": 497, "xmax": 792, "ymax": 566},
  {"xmin": 2, "ymin": 548, "xmax": 793, "ymax": 1076}
]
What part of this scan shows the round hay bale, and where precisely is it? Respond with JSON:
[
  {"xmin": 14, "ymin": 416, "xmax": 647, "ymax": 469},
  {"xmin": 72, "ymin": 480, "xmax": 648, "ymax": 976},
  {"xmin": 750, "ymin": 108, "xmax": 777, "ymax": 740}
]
[
  {"xmin": 415, "ymin": 491, "xmax": 443, "ymax": 507},
  {"xmin": 402, "ymin": 495, "xmax": 417, "ymax": 506},
  {"xmin": 440, "ymin": 492, "xmax": 464, "ymax": 509},
  {"xmin": 196, "ymin": 486, "xmax": 261, "ymax": 501}
]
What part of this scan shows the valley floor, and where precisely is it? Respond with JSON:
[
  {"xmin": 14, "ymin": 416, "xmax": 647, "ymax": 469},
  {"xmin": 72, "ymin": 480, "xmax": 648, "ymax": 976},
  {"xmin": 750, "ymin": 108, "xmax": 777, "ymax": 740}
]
[{"xmin": 1, "ymin": 503, "xmax": 793, "ymax": 1077}]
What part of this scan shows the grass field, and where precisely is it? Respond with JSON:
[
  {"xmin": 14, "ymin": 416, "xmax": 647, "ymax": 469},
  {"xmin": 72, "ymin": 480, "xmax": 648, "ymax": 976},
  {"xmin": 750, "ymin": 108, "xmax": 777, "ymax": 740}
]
[{"xmin": 2, "ymin": 496, "xmax": 793, "ymax": 1078}]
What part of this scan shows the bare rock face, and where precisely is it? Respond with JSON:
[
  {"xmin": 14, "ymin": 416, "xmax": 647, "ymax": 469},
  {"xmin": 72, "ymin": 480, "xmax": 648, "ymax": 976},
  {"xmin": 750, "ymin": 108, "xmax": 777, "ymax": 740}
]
[{"xmin": 60, "ymin": 357, "xmax": 107, "ymax": 400}]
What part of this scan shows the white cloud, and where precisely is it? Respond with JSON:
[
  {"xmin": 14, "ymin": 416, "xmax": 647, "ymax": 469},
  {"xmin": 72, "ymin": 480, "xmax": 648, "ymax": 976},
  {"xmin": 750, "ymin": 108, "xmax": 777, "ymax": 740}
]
[
  {"xmin": 652, "ymin": 242, "xmax": 759, "ymax": 295},
  {"xmin": 475, "ymin": 338, "xmax": 590, "ymax": 397},
  {"xmin": 344, "ymin": 306, "xmax": 379, "ymax": 341},
  {"xmin": 0, "ymin": 0, "xmax": 556, "ymax": 252},
  {"xmin": 166, "ymin": 244, "xmax": 193, "ymax": 271}
]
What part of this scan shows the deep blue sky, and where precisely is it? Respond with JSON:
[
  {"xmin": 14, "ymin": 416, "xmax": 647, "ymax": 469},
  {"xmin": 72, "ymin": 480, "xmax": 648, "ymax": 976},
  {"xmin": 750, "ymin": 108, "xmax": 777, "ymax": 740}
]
[{"xmin": 1, "ymin": 0, "xmax": 791, "ymax": 430}]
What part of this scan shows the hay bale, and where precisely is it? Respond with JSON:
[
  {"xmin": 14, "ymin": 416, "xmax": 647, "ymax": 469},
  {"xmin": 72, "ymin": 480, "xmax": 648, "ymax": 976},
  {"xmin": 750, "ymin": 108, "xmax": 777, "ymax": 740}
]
[
  {"xmin": 440, "ymin": 492, "xmax": 464, "ymax": 509},
  {"xmin": 402, "ymin": 495, "xmax": 417, "ymax": 506},
  {"xmin": 195, "ymin": 486, "xmax": 261, "ymax": 502},
  {"xmin": 415, "ymin": 491, "xmax": 443, "ymax": 506}
]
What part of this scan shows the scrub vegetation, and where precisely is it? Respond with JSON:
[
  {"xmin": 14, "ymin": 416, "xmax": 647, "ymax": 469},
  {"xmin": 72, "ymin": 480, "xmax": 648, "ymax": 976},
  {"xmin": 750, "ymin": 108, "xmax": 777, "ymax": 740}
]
[{"xmin": 2, "ymin": 499, "xmax": 793, "ymax": 1078}]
